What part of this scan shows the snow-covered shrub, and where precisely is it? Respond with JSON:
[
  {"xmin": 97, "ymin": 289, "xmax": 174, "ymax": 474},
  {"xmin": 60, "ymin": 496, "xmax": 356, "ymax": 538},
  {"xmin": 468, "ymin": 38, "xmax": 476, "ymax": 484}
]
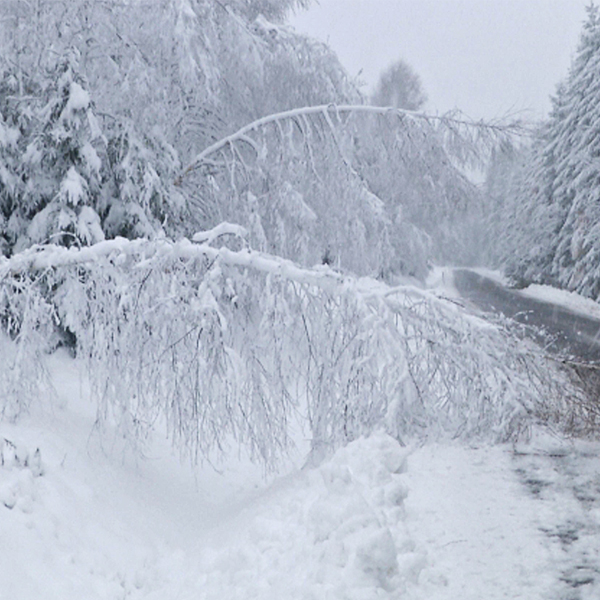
[{"xmin": 0, "ymin": 233, "xmax": 588, "ymax": 465}]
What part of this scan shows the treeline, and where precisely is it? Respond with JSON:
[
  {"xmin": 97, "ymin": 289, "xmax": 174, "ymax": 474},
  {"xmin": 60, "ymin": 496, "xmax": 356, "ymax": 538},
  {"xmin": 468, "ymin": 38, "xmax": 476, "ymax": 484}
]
[
  {"xmin": 486, "ymin": 4, "xmax": 600, "ymax": 299},
  {"xmin": 0, "ymin": 0, "xmax": 486, "ymax": 280}
]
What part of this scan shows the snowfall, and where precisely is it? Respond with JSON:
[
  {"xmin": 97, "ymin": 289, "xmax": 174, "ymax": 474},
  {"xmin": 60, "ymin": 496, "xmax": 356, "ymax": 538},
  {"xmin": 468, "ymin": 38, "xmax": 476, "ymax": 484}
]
[{"xmin": 2, "ymin": 272, "xmax": 600, "ymax": 600}]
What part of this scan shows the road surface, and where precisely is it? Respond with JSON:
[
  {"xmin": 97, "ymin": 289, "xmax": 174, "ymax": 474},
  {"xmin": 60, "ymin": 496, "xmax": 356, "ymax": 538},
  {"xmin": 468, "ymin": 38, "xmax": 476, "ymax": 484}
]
[
  {"xmin": 454, "ymin": 269, "xmax": 600, "ymax": 599},
  {"xmin": 453, "ymin": 269, "xmax": 600, "ymax": 363}
]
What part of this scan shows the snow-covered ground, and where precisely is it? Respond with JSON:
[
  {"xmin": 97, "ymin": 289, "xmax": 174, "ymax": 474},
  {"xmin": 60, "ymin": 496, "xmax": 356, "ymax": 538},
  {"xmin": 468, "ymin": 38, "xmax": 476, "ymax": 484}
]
[
  {"xmin": 520, "ymin": 283, "xmax": 600, "ymax": 321},
  {"xmin": 2, "ymin": 349, "xmax": 599, "ymax": 599}
]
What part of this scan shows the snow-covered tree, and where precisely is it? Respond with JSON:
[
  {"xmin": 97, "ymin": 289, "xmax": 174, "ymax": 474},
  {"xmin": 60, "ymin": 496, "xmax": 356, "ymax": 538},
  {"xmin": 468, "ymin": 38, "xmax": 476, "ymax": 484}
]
[
  {"xmin": 372, "ymin": 59, "xmax": 427, "ymax": 111},
  {"xmin": 21, "ymin": 53, "xmax": 105, "ymax": 250},
  {"xmin": 0, "ymin": 0, "xmax": 555, "ymax": 467},
  {"xmin": 102, "ymin": 121, "xmax": 187, "ymax": 240},
  {"xmin": 0, "ymin": 235, "xmax": 592, "ymax": 463},
  {"xmin": 494, "ymin": 3, "xmax": 600, "ymax": 298},
  {"xmin": 223, "ymin": 0, "xmax": 311, "ymax": 22},
  {"xmin": 0, "ymin": 52, "xmax": 107, "ymax": 252},
  {"xmin": 178, "ymin": 103, "xmax": 506, "ymax": 281}
]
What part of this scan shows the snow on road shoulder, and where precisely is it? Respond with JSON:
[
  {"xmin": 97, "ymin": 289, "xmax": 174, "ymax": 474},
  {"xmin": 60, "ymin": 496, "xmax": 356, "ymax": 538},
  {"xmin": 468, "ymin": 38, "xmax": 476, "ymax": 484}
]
[
  {"xmin": 426, "ymin": 266, "xmax": 461, "ymax": 298},
  {"xmin": 404, "ymin": 443, "xmax": 555, "ymax": 600},
  {"xmin": 520, "ymin": 283, "xmax": 600, "ymax": 321}
]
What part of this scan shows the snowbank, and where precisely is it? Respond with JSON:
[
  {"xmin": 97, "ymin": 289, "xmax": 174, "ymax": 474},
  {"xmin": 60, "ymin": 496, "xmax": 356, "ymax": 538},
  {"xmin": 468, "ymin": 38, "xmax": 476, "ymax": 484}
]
[
  {"xmin": 0, "ymin": 347, "xmax": 420, "ymax": 599},
  {"xmin": 1, "ymin": 348, "xmax": 591, "ymax": 599},
  {"xmin": 193, "ymin": 433, "xmax": 420, "ymax": 599},
  {"xmin": 520, "ymin": 283, "xmax": 600, "ymax": 321}
]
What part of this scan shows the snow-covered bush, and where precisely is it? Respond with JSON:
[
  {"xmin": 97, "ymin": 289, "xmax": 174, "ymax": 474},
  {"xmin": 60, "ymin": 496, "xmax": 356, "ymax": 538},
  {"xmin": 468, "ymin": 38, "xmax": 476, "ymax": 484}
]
[{"xmin": 0, "ymin": 233, "xmax": 588, "ymax": 466}]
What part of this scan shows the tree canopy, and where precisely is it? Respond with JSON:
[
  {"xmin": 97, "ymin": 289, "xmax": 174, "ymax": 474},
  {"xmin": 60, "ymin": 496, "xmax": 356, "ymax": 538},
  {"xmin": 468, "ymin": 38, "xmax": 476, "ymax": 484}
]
[
  {"xmin": 371, "ymin": 59, "xmax": 427, "ymax": 111},
  {"xmin": 487, "ymin": 3, "xmax": 600, "ymax": 299}
]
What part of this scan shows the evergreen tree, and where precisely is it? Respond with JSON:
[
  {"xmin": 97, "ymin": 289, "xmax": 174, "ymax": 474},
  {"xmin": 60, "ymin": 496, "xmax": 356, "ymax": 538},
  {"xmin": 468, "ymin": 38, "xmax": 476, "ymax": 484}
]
[
  {"xmin": 371, "ymin": 59, "xmax": 427, "ymax": 111},
  {"xmin": 13, "ymin": 52, "xmax": 105, "ymax": 250},
  {"xmin": 495, "ymin": 3, "xmax": 600, "ymax": 298}
]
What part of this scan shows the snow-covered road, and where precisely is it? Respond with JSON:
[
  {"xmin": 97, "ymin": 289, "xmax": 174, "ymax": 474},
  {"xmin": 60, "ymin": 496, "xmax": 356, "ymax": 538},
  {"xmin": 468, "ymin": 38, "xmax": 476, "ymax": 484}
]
[
  {"xmin": 404, "ymin": 443, "xmax": 555, "ymax": 600},
  {"xmin": 513, "ymin": 439, "xmax": 600, "ymax": 599},
  {"xmin": 2, "ymin": 350, "xmax": 600, "ymax": 599},
  {"xmin": 453, "ymin": 268, "xmax": 600, "ymax": 362}
]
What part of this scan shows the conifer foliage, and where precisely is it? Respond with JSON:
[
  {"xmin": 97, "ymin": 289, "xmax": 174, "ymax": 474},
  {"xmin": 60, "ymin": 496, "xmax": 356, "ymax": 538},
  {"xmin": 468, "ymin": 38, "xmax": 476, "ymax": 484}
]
[{"xmin": 490, "ymin": 4, "xmax": 600, "ymax": 299}]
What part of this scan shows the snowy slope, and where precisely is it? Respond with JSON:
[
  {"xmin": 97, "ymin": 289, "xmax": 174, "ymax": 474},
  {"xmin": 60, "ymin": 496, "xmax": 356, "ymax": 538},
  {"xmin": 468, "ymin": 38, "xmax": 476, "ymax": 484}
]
[{"xmin": 2, "ymin": 350, "xmax": 599, "ymax": 599}]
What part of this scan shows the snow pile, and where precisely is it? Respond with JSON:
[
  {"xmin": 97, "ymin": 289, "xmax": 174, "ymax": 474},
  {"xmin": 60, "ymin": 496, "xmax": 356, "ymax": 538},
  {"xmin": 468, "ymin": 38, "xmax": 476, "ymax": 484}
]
[
  {"xmin": 194, "ymin": 432, "xmax": 422, "ymax": 599},
  {"xmin": 521, "ymin": 283, "xmax": 600, "ymax": 321},
  {"xmin": 0, "ymin": 347, "xmax": 421, "ymax": 600},
  {"xmin": 0, "ymin": 350, "xmax": 258, "ymax": 600},
  {"xmin": 0, "ymin": 421, "xmax": 165, "ymax": 600}
]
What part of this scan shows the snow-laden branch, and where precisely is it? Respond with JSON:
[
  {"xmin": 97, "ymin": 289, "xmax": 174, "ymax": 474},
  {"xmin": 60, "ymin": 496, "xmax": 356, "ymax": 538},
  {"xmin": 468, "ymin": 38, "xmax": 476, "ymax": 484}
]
[
  {"xmin": 177, "ymin": 104, "xmax": 528, "ymax": 182},
  {"xmin": 0, "ymin": 234, "xmax": 445, "ymax": 309},
  {"xmin": 0, "ymin": 237, "xmax": 348, "ymax": 293},
  {"xmin": 1, "ymin": 234, "xmax": 591, "ymax": 465}
]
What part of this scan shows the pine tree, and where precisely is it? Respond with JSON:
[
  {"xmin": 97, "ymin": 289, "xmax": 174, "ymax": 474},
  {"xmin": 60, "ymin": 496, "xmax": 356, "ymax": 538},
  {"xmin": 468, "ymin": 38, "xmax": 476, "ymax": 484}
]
[
  {"xmin": 496, "ymin": 3, "xmax": 600, "ymax": 298},
  {"xmin": 371, "ymin": 59, "xmax": 427, "ymax": 111},
  {"xmin": 14, "ymin": 51, "xmax": 105, "ymax": 250}
]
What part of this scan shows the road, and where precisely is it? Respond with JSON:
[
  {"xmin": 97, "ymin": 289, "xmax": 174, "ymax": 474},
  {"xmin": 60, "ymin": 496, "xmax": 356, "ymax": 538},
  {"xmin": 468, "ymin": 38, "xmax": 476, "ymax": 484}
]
[
  {"xmin": 454, "ymin": 269, "xmax": 600, "ymax": 599},
  {"xmin": 453, "ymin": 269, "xmax": 600, "ymax": 363}
]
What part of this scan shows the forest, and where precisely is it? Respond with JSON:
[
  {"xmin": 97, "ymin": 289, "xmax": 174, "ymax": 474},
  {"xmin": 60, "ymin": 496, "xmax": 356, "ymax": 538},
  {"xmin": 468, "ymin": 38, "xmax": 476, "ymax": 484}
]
[
  {"xmin": 0, "ymin": 0, "xmax": 598, "ymax": 464},
  {"xmin": 4, "ymin": 1, "xmax": 600, "ymax": 598}
]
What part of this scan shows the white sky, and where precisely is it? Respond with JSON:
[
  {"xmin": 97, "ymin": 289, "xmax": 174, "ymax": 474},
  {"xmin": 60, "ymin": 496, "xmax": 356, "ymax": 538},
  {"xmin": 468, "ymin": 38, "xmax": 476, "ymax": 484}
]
[{"xmin": 289, "ymin": 0, "xmax": 589, "ymax": 121}]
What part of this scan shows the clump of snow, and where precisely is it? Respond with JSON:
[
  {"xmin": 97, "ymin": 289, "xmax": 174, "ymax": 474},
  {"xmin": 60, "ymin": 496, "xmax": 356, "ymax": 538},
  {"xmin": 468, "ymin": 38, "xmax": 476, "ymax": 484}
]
[
  {"xmin": 0, "ymin": 119, "xmax": 20, "ymax": 148},
  {"xmin": 194, "ymin": 432, "xmax": 420, "ymax": 599},
  {"xmin": 192, "ymin": 222, "xmax": 248, "ymax": 245},
  {"xmin": 65, "ymin": 81, "xmax": 90, "ymax": 113},
  {"xmin": 77, "ymin": 206, "xmax": 105, "ymax": 244},
  {"xmin": 80, "ymin": 142, "xmax": 102, "ymax": 176},
  {"xmin": 520, "ymin": 283, "xmax": 600, "ymax": 321},
  {"xmin": 60, "ymin": 167, "xmax": 88, "ymax": 206}
]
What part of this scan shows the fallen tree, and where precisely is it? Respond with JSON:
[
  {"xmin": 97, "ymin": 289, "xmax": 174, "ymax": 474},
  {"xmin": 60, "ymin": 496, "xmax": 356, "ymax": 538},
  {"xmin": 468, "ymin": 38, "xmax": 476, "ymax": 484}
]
[{"xmin": 0, "ymin": 228, "xmax": 590, "ymax": 467}]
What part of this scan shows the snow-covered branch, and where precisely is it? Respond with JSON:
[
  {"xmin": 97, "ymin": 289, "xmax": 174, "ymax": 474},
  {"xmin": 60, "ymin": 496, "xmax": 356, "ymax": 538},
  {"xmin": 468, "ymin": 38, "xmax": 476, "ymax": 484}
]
[
  {"xmin": 178, "ymin": 104, "xmax": 528, "ymax": 181},
  {"xmin": 1, "ymin": 235, "xmax": 589, "ymax": 465}
]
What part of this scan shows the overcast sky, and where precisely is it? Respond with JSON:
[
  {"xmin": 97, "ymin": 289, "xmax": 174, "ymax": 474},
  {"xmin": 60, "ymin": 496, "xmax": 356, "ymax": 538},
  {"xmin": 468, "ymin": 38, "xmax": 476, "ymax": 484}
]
[{"xmin": 290, "ymin": 0, "xmax": 588, "ymax": 121}]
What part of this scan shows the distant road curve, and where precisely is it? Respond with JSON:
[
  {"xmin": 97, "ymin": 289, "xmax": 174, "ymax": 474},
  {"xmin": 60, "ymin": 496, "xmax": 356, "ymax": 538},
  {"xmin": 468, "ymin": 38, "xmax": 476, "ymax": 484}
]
[{"xmin": 452, "ymin": 269, "xmax": 600, "ymax": 363}]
